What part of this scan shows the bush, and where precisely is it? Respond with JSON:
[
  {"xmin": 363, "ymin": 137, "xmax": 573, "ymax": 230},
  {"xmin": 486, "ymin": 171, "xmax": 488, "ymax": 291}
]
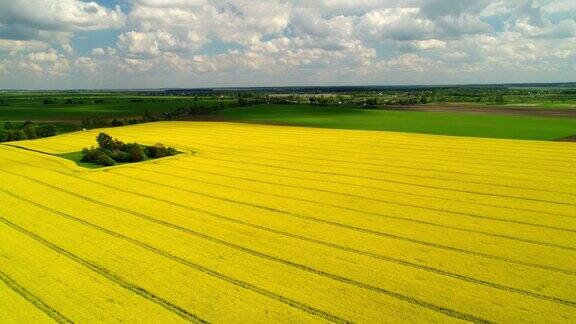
[
  {"xmin": 3, "ymin": 121, "xmax": 14, "ymax": 130},
  {"xmin": 0, "ymin": 129, "xmax": 8, "ymax": 142},
  {"xmin": 108, "ymin": 149, "xmax": 131, "ymax": 163},
  {"xmin": 95, "ymin": 152, "xmax": 116, "ymax": 166},
  {"xmin": 23, "ymin": 125, "xmax": 38, "ymax": 139},
  {"xmin": 112, "ymin": 119, "xmax": 125, "ymax": 127},
  {"xmin": 125, "ymin": 143, "xmax": 147, "ymax": 162},
  {"xmin": 145, "ymin": 143, "xmax": 177, "ymax": 158},
  {"xmin": 37, "ymin": 124, "xmax": 57, "ymax": 137},
  {"xmin": 8, "ymin": 130, "xmax": 27, "ymax": 141},
  {"xmin": 81, "ymin": 147, "xmax": 100, "ymax": 162}
]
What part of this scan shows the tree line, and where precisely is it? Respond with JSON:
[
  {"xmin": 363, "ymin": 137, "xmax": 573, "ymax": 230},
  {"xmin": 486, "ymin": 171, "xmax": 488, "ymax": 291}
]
[{"xmin": 0, "ymin": 121, "xmax": 57, "ymax": 142}]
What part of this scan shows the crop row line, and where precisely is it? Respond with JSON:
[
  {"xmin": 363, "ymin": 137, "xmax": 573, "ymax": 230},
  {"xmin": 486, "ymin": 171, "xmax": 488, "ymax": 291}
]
[
  {"xmin": 0, "ymin": 269, "xmax": 72, "ymax": 323},
  {"xmin": 11, "ymin": 140, "xmax": 576, "ymax": 209},
  {"xmin": 118, "ymin": 165, "xmax": 576, "ymax": 251},
  {"xmin": 143, "ymin": 126, "xmax": 576, "ymax": 172},
  {"xmin": 6, "ymin": 165, "xmax": 576, "ymax": 308},
  {"xmin": 178, "ymin": 155, "xmax": 576, "ymax": 221},
  {"xmin": 0, "ymin": 191, "xmax": 349, "ymax": 324},
  {"xmin": 182, "ymin": 123, "xmax": 576, "ymax": 160},
  {"xmin": 172, "ymin": 158, "xmax": 575, "ymax": 220},
  {"xmin": 0, "ymin": 145, "xmax": 81, "ymax": 173},
  {"xmin": 243, "ymin": 142, "xmax": 576, "ymax": 190},
  {"xmin": 144, "ymin": 124, "xmax": 576, "ymax": 163},
  {"xmin": 198, "ymin": 147, "xmax": 576, "ymax": 207},
  {"xmin": 30, "ymin": 131, "xmax": 576, "ymax": 187},
  {"xmin": 183, "ymin": 154, "xmax": 576, "ymax": 221},
  {"xmin": 9, "ymin": 145, "xmax": 571, "ymax": 225},
  {"xmin": 0, "ymin": 163, "xmax": 573, "ymax": 276},
  {"xmin": 0, "ymin": 217, "xmax": 206, "ymax": 323},
  {"xmin": 197, "ymin": 140, "xmax": 576, "ymax": 194}
]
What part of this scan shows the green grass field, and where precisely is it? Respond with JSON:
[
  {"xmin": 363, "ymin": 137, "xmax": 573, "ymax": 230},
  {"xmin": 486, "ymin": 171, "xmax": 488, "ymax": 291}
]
[
  {"xmin": 219, "ymin": 105, "xmax": 576, "ymax": 140},
  {"xmin": 0, "ymin": 93, "xmax": 229, "ymax": 121},
  {"xmin": 56, "ymin": 151, "xmax": 102, "ymax": 169},
  {"xmin": 2, "ymin": 90, "xmax": 575, "ymax": 141}
]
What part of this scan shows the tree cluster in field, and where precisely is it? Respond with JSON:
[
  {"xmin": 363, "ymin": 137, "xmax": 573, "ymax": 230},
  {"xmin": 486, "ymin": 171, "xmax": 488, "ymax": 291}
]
[
  {"xmin": 81, "ymin": 133, "xmax": 178, "ymax": 166},
  {"xmin": 0, "ymin": 121, "xmax": 57, "ymax": 142}
]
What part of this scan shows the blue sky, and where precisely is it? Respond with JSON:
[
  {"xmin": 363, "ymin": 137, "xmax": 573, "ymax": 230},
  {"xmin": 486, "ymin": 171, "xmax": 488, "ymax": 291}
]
[{"xmin": 0, "ymin": 0, "xmax": 575, "ymax": 89}]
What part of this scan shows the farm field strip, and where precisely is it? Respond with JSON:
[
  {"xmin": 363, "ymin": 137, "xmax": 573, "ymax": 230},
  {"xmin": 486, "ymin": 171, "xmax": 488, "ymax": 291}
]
[
  {"xmin": 1, "ymin": 166, "xmax": 576, "ymax": 322},
  {"xmin": 122, "ymin": 128, "xmax": 576, "ymax": 193},
  {"xmin": 98, "ymin": 169, "xmax": 576, "ymax": 261},
  {"xmin": 157, "ymin": 158, "xmax": 576, "ymax": 222},
  {"xmin": 27, "ymin": 135, "xmax": 571, "ymax": 189},
  {"xmin": 2, "ymin": 158, "xmax": 575, "ymax": 274},
  {"xmin": 229, "ymin": 122, "xmax": 576, "ymax": 156},
  {"xmin": 2, "ymin": 154, "xmax": 575, "ymax": 291},
  {"xmin": 7, "ymin": 140, "xmax": 572, "ymax": 237},
  {"xmin": 188, "ymin": 136, "xmax": 576, "ymax": 184},
  {"xmin": 28, "ymin": 123, "xmax": 574, "ymax": 167},
  {"xmin": 0, "ymin": 270, "xmax": 68, "ymax": 324},
  {"xmin": 0, "ymin": 211, "xmax": 190, "ymax": 323},
  {"xmin": 121, "ymin": 126, "xmax": 576, "ymax": 191},
  {"xmin": 177, "ymin": 160, "xmax": 573, "ymax": 222},
  {"xmin": 4, "ymin": 143, "xmax": 571, "ymax": 254},
  {"xmin": 188, "ymin": 144, "xmax": 576, "ymax": 201},
  {"xmin": 2, "ymin": 122, "xmax": 575, "ymax": 322},
  {"xmin": 185, "ymin": 151, "xmax": 576, "ymax": 216},
  {"xmin": 20, "ymin": 126, "xmax": 576, "ymax": 195},
  {"xmin": 158, "ymin": 125, "xmax": 576, "ymax": 165},
  {"xmin": 0, "ymin": 184, "xmax": 504, "ymax": 323},
  {"xmin": 188, "ymin": 152, "xmax": 574, "ymax": 215},
  {"xmin": 126, "ymin": 126, "xmax": 576, "ymax": 175},
  {"xmin": 9, "ymin": 140, "xmax": 574, "ymax": 224},
  {"xmin": 3, "ymin": 157, "xmax": 576, "ymax": 292},
  {"xmin": 168, "ymin": 152, "xmax": 576, "ymax": 214},
  {"xmin": 139, "ymin": 122, "xmax": 576, "ymax": 162},
  {"xmin": 126, "ymin": 162, "xmax": 576, "ymax": 247},
  {"xmin": 2, "ymin": 146, "xmax": 572, "ymax": 270},
  {"xmin": 178, "ymin": 135, "xmax": 576, "ymax": 189},
  {"xmin": 0, "ymin": 196, "xmax": 340, "ymax": 323},
  {"xmin": 60, "ymin": 125, "xmax": 574, "ymax": 199}
]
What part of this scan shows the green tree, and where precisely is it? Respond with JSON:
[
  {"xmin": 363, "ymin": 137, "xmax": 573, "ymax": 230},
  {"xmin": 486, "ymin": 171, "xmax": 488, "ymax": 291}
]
[
  {"xmin": 96, "ymin": 133, "xmax": 114, "ymax": 149},
  {"xmin": 37, "ymin": 124, "xmax": 57, "ymax": 137},
  {"xmin": 8, "ymin": 130, "xmax": 27, "ymax": 141},
  {"xmin": 23, "ymin": 125, "xmax": 38, "ymax": 139},
  {"xmin": 95, "ymin": 152, "xmax": 116, "ymax": 166},
  {"xmin": 125, "ymin": 143, "xmax": 147, "ymax": 162},
  {"xmin": 0, "ymin": 129, "xmax": 8, "ymax": 142}
]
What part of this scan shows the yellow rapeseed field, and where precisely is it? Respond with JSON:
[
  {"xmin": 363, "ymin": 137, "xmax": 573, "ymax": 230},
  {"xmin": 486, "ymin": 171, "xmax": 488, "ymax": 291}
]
[{"xmin": 1, "ymin": 121, "xmax": 575, "ymax": 323}]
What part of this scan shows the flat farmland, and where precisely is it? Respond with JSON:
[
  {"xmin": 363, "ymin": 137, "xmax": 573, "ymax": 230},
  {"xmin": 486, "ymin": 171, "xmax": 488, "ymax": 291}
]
[{"xmin": 0, "ymin": 121, "xmax": 575, "ymax": 322}]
